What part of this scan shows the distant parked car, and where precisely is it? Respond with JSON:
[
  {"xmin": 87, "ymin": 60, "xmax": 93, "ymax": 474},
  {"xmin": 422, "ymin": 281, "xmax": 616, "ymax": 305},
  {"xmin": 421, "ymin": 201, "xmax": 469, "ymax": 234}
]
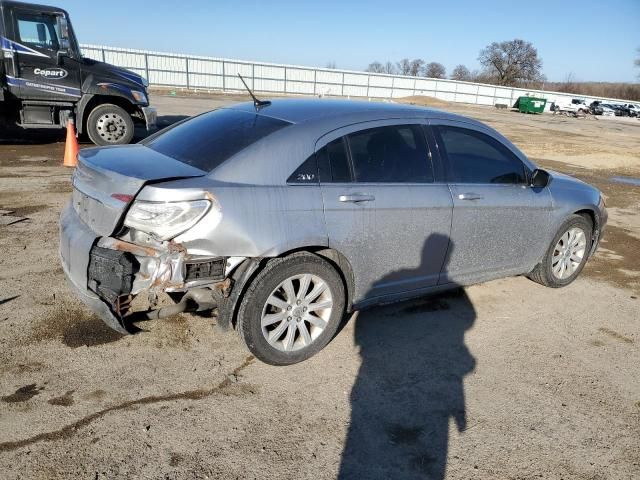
[
  {"xmin": 607, "ymin": 104, "xmax": 629, "ymax": 117},
  {"xmin": 590, "ymin": 101, "xmax": 615, "ymax": 116},
  {"xmin": 623, "ymin": 103, "xmax": 640, "ymax": 117},
  {"xmin": 60, "ymin": 99, "xmax": 608, "ymax": 365},
  {"xmin": 554, "ymin": 98, "xmax": 589, "ymax": 115}
]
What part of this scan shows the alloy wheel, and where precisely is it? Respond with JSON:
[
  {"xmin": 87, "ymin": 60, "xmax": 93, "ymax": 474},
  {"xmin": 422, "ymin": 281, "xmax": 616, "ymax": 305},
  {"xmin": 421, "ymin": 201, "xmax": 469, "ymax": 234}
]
[
  {"xmin": 552, "ymin": 227, "xmax": 587, "ymax": 279},
  {"xmin": 260, "ymin": 274, "xmax": 333, "ymax": 352}
]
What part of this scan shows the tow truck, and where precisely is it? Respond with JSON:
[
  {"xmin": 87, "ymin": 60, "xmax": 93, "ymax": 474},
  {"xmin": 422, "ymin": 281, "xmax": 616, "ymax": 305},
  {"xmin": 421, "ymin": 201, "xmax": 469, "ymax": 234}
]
[{"xmin": 0, "ymin": 0, "xmax": 156, "ymax": 145}]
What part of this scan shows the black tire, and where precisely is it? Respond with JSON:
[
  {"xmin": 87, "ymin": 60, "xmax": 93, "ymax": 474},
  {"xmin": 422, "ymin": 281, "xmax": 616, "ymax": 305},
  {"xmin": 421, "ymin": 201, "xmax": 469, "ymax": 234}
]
[
  {"xmin": 237, "ymin": 252, "xmax": 345, "ymax": 366},
  {"xmin": 528, "ymin": 214, "xmax": 592, "ymax": 288},
  {"xmin": 86, "ymin": 104, "xmax": 135, "ymax": 146}
]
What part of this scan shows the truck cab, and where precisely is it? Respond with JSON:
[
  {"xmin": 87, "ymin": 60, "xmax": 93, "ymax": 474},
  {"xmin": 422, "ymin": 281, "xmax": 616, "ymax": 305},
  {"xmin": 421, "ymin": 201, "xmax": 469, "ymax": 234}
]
[{"xmin": 0, "ymin": 0, "xmax": 156, "ymax": 144}]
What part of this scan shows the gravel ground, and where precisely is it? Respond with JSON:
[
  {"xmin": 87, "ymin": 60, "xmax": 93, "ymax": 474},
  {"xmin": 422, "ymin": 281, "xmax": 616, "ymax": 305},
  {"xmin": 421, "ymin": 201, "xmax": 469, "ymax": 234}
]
[{"xmin": 0, "ymin": 94, "xmax": 639, "ymax": 480}]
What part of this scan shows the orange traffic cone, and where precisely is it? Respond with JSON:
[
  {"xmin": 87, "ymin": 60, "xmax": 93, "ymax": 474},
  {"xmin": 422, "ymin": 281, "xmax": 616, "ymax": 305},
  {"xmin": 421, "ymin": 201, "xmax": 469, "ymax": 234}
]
[{"xmin": 63, "ymin": 118, "xmax": 79, "ymax": 168}]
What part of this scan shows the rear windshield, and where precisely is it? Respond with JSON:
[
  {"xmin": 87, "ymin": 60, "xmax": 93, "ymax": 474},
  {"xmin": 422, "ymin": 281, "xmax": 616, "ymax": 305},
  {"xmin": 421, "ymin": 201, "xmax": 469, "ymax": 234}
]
[{"xmin": 142, "ymin": 109, "xmax": 291, "ymax": 172}]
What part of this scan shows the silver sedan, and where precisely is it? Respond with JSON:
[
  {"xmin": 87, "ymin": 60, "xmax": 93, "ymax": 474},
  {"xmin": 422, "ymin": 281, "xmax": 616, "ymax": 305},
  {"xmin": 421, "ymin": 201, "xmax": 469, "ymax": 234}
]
[{"xmin": 59, "ymin": 99, "xmax": 607, "ymax": 365}]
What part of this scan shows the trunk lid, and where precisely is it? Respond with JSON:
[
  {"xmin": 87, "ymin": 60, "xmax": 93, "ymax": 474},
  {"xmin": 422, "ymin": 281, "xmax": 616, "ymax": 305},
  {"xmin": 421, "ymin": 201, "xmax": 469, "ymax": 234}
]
[{"xmin": 72, "ymin": 144, "xmax": 206, "ymax": 236}]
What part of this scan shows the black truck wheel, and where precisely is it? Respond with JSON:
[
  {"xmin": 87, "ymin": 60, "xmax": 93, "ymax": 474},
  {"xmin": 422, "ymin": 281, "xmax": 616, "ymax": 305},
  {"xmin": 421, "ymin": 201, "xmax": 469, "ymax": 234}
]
[{"xmin": 86, "ymin": 104, "xmax": 134, "ymax": 146}]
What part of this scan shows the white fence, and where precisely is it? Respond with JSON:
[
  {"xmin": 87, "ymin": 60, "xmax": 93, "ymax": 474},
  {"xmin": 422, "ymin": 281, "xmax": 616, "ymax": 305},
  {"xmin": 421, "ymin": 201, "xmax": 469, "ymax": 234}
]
[{"xmin": 80, "ymin": 44, "xmax": 634, "ymax": 111}]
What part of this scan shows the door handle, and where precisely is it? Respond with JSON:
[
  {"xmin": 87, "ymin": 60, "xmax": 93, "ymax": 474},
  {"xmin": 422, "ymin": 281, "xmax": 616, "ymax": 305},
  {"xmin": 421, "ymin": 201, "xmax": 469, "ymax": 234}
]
[
  {"xmin": 339, "ymin": 193, "xmax": 375, "ymax": 203},
  {"xmin": 458, "ymin": 193, "xmax": 483, "ymax": 201}
]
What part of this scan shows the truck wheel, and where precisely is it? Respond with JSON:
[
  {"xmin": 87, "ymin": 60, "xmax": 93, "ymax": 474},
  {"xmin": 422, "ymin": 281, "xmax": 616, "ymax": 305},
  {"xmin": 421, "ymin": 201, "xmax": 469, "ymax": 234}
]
[
  {"xmin": 237, "ymin": 252, "xmax": 345, "ymax": 366},
  {"xmin": 528, "ymin": 214, "xmax": 592, "ymax": 288},
  {"xmin": 86, "ymin": 104, "xmax": 134, "ymax": 146}
]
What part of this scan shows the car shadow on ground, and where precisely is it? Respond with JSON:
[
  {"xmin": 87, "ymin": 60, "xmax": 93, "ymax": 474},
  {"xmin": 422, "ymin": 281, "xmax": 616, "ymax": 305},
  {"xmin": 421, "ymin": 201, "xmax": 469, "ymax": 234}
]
[
  {"xmin": 339, "ymin": 235, "xmax": 477, "ymax": 480},
  {"xmin": 0, "ymin": 115, "xmax": 189, "ymax": 145}
]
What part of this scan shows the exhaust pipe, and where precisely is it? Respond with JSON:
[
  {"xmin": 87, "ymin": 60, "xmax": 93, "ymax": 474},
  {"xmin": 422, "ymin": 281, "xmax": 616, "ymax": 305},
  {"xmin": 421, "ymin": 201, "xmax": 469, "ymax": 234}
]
[{"xmin": 135, "ymin": 289, "xmax": 217, "ymax": 321}]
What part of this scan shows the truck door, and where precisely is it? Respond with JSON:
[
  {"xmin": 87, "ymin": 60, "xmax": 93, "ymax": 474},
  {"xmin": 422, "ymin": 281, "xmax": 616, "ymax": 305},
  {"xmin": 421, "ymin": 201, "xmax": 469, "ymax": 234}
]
[{"xmin": 9, "ymin": 8, "xmax": 81, "ymax": 101}]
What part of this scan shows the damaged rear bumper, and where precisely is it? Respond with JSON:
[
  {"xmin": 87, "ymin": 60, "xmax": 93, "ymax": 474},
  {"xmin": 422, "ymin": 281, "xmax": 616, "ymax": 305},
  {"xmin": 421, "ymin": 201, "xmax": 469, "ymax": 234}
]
[
  {"xmin": 59, "ymin": 201, "xmax": 234, "ymax": 333},
  {"xmin": 60, "ymin": 202, "xmax": 129, "ymax": 334}
]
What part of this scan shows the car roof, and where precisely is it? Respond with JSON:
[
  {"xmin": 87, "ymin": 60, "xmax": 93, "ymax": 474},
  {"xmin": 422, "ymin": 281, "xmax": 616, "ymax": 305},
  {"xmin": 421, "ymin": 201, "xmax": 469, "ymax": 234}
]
[
  {"xmin": 208, "ymin": 97, "xmax": 515, "ymax": 186},
  {"xmin": 225, "ymin": 98, "xmax": 477, "ymax": 126}
]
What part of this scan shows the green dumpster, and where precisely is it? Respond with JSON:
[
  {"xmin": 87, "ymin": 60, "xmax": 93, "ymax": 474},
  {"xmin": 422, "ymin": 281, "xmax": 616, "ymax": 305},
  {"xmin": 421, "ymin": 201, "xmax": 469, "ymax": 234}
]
[{"xmin": 516, "ymin": 96, "xmax": 547, "ymax": 114}]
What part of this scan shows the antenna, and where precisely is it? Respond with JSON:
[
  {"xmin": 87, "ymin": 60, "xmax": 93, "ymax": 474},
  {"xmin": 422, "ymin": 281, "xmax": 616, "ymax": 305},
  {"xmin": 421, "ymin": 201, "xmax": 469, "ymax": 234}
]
[{"xmin": 237, "ymin": 74, "xmax": 271, "ymax": 109}]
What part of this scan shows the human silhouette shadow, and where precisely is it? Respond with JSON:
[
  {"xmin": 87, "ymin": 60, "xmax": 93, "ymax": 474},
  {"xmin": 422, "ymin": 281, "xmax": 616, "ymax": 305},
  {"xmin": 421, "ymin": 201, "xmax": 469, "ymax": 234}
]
[{"xmin": 339, "ymin": 234, "xmax": 476, "ymax": 480}]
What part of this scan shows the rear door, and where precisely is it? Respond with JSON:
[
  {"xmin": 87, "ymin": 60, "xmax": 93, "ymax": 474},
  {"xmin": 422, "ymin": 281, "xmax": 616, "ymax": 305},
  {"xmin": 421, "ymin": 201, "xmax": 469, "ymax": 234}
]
[
  {"xmin": 318, "ymin": 120, "xmax": 453, "ymax": 304},
  {"xmin": 430, "ymin": 121, "xmax": 552, "ymax": 284},
  {"xmin": 9, "ymin": 8, "xmax": 81, "ymax": 100}
]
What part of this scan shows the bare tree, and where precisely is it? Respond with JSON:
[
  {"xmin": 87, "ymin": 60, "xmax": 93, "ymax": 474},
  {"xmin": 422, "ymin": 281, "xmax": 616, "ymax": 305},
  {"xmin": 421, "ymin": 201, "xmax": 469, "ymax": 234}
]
[
  {"xmin": 558, "ymin": 72, "xmax": 578, "ymax": 93},
  {"xmin": 408, "ymin": 59, "xmax": 425, "ymax": 77},
  {"xmin": 425, "ymin": 62, "xmax": 446, "ymax": 79},
  {"xmin": 325, "ymin": 61, "xmax": 337, "ymax": 69},
  {"xmin": 396, "ymin": 58, "xmax": 412, "ymax": 76},
  {"xmin": 478, "ymin": 39, "xmax": 543, "ymax": 86},
  {"xmin": 366, "ymin": 61, "xmax": 385, "ymax": 73},
  {"xmin": 450, "ymin": 64, "xmax": 471, "ymax": 81},
  {"xmin": 383, "ymin": 61, "xmax": 396, "ymax": 74},
  {"xmin": 367, "ymin": 61, "xmax": 397, "ymax": 74},
  {"xmin": 636, "ymin": 47, "xmax": 640, "ymax": 78}
]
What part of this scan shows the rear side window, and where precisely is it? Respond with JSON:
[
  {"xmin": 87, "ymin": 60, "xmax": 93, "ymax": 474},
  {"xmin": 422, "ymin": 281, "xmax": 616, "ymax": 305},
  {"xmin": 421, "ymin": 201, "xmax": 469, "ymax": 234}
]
[
  {"xmin": 316, "ymin": 138, "xmax": 351, "ymax": 183},
  {"xmin": 435, "ymin": 126, "xmax": 526, "ymax": 184},
  {"xmin": 143, "ymin": 109, "xmax": 291, "ymax": 172},
  {"xmin": 347, "ymin": 125, "xmax": 433, "ymax": 183},
  {"xmin": 288, "ymin": 154, "xmax": 318, "ymax": 184}
]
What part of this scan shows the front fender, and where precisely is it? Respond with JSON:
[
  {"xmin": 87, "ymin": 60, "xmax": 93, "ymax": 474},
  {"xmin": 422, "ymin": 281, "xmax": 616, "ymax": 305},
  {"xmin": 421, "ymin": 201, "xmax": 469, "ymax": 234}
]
[
  {"xmin": 76, "ymin": 93, "xmax": 94, "ymax": 134},
  {"xmin": 82, "ymin": 73, "xmax": 142, "ymax": 104}
]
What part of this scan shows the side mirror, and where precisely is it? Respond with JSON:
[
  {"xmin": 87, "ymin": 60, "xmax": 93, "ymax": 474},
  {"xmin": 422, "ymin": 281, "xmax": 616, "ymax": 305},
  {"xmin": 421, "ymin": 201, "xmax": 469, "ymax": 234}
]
[
  {"xmin": 530, "ymin": 169, "xmax": 551, "ymax": 188},
  {"xmin": 56, "ymin": 50, "xmax": 67, "ymax": 66},
  {"xmin": 56, "ymin": 15, "xmax": 71, "ymax": 63},
  {"xmin": 57, "ymin": 15, "xmax": 70, "ymax": 40}
]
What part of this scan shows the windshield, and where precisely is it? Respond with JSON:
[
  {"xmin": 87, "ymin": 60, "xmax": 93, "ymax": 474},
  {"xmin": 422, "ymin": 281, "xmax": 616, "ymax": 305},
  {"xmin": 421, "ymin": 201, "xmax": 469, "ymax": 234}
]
[{"xmin": 142, "ymin": 109, "xmax": 291, "ymax": 172}]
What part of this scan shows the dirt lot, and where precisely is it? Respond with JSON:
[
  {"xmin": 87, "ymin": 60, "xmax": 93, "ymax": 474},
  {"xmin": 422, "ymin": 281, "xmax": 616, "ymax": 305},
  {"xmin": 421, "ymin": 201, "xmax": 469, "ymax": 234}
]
[{"xmin": 1, "ymin": 94, "xmax": 639, "ymax": 480}]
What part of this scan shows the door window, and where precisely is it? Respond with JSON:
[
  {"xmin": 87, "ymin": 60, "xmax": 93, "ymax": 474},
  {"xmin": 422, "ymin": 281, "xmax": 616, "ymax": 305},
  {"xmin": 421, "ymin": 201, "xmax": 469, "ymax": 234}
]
[
  {"xmin": 347, "ymin": 125, "xmax": 433, "ymax": 183},
  {"xmin": 16, "ymin": 12, "xmax": 60, "ymax": 51},
  {"xmin": 316, "ymin": 137, "xmax": 351, "ymax": 183},
  {"xmin": 435, "ymin": 126, "xmax": 526, "ymax": 184}
]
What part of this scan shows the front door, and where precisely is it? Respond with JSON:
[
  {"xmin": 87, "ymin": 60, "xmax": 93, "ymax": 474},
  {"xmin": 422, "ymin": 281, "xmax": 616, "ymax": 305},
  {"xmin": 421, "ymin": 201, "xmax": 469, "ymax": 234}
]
[
  {"xmin": 430, "ymin": 122, "xmax": 553, "ymax": 284},
  {"xmin": 10, "ymin": 8, "xmax": 81, "ymax": 101},
  {"xmin": 318, "ymin": 122, "xmax": 453, "ymax": 304}
]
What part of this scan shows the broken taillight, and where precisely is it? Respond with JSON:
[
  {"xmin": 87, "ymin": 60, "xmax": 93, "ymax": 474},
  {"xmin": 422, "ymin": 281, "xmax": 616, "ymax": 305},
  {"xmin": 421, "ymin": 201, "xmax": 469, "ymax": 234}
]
[{"xmin": 111, "ymin": 193, "xmax": 134, "ymax": 203}]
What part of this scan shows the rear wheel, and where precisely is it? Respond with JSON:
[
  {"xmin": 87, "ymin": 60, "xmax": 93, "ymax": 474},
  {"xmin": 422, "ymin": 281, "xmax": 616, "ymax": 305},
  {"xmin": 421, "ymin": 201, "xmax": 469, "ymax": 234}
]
[
  {"xmin": 86, "ymin": 104, "xmax": 134, "ymax": 146},
  {"xmin": 529, "ymin": 214, "xmax": 592, "ymax": 288},
  {"xmin": 237, "ymin": 252, "xmax": 345, "ymax": 366}
]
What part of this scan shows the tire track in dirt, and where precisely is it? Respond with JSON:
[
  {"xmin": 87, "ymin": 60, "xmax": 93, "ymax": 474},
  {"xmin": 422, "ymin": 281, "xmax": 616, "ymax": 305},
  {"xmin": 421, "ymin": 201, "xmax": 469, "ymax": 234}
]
[{"xmin": 0, "ymin": 355, "xmax": 254, "ymax": 453}]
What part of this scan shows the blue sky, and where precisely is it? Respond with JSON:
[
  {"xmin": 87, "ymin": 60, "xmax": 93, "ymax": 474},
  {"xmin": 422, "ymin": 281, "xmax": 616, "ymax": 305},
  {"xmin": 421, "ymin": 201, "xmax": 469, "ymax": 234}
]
[{"xmin": 50, "ymin": 0, "xmax": 639, "ymax": 82}]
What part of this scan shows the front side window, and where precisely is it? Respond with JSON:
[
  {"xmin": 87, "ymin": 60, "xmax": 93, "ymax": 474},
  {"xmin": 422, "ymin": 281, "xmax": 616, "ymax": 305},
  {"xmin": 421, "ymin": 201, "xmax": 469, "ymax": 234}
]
[
  {"xmin": 16, "ymin": 12, "xmax": 60, "ymax": 51},
  {"xmin": 143, "ymin": 109, "xmax": 291, "ymax": 172},
  {"xmin": 435, "ymin": 126, "xmax": 526, "ymax": 184},
  {"xmin": 347, "ymin": 125, "xmax": 433, "ymax": 183}
]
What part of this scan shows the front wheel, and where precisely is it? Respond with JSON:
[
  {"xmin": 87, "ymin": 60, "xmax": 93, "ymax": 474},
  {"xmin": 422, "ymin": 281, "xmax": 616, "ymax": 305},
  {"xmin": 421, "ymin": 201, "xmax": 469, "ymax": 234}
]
[
  {"xmin": 86, "ymin": 104, "xmax": 135, "ymax": 146},
  {"xmin": 237, "ymin": 252, "xmax": 346, "ymax": 366},
  {"xmin": 528, "ymin": 214, "xmax": 592, "ymax": 288}
]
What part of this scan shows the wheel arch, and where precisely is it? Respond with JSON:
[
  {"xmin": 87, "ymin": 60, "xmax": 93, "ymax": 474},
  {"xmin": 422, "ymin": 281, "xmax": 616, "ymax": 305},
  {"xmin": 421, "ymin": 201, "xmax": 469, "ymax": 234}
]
[
  {"xmin": 574, "ymin": 208, "xmax": 595, "ymax": 229},
  {"xmin": 573, "ymin": 207, "xmax": 601, "ymax": 257},
  {"xmin": 220, "ymin": 246, "xmax": 356, "ymax": 332},
  {"xmin": 77, "ymin": 94, "xmax": 139, "ymax": 134}
]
